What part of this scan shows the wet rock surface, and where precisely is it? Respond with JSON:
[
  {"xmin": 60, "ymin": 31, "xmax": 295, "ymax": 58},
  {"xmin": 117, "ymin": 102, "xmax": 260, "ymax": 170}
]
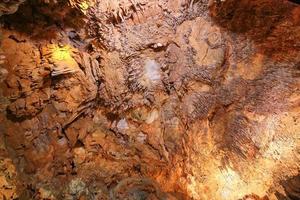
[{"xmin": 0, "ymin": 0, "xmax": 299, "ymax": 199}]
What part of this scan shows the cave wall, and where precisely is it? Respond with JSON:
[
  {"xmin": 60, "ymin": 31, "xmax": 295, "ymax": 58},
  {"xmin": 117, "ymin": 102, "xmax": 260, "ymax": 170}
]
[{"xmin": 0, "ymin": 0, "xmax": 299, "ymax": 199}]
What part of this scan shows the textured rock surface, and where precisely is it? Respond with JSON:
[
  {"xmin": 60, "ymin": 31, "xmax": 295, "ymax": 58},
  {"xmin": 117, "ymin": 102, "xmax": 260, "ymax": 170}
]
[
  {"xmin": 0, "ymin": 0, "xmax": 26, "ymax": 16},
  {"xmin": 0, "ymin": 0, "xmax": 299, "ymax": 199}
]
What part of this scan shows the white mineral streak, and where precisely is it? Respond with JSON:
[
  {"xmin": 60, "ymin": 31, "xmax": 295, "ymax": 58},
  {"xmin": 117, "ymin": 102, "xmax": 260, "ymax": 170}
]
[
  {"xmin": 117, "ymin": 118, "xmax": 129, "ymax": 133},
  {"xmin": 143, "ymin": 59, "xmax": 161, "ymax": 86}
]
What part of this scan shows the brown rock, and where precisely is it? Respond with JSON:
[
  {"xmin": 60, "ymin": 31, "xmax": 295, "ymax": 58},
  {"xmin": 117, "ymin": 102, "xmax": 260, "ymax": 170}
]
[{"xmin": 0, "ymin": 0, "xmax": 299, "ymax": 199}]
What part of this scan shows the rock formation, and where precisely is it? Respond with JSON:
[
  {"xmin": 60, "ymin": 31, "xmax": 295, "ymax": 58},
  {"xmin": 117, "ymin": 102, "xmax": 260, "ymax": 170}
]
[{"xmin": 0, "ymin": 0, "xmax": 299, "ymax": 199}]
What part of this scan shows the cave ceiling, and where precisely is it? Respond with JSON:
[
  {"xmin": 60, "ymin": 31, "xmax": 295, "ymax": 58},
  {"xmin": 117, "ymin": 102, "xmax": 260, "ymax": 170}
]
[{"xmin": 0, "ymin": 0, "xmax": 299, "ymax": 200}]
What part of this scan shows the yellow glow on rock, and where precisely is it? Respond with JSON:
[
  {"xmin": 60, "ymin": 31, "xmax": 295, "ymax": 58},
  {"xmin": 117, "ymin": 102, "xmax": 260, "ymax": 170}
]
[
  {"xmin": 52, "ymin": 46, "xmax": 73, "ymax": 61},
  {"xmin": 79, "ymin": 1, "xmax": 89, "ymax": 10},
  {"xmin": 215, "ymin": 168, "xmax": 246, "ymax": 200}
]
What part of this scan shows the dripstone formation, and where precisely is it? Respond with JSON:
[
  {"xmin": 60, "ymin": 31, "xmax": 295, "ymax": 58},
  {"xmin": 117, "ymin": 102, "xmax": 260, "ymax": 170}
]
[{"xmin": 0, "ymin": 0, "xmax": 299, "ymax": 199}]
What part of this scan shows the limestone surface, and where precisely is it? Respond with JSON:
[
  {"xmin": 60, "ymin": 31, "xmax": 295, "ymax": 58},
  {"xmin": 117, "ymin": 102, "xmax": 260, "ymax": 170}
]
[{"xmin": 0, "ymin": 0, "xmax": 299, "ymax": 199}]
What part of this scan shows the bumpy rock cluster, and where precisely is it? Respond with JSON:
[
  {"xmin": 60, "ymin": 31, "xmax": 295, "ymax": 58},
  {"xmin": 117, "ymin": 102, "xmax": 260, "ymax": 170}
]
[{"xmin": 0, "ymin": 0, "xmax": 299, "ymax": 199}]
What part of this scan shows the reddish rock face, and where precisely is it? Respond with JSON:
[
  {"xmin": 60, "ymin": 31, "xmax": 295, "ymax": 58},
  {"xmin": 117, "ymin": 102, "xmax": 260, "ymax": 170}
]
[{"xmin": 0, "ymin": 0, "xmax": 299, "ymax": 199}]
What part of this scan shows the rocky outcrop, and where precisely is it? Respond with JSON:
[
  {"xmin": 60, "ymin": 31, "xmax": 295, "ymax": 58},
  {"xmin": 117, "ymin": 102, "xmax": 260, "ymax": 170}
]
[
  {"xmin": 0, "ymin": 0, "xmax": 26, "ymax": 16},
  {"xmin": 0, "ymin": 0, "xmax": 299, "ymax": 199}
]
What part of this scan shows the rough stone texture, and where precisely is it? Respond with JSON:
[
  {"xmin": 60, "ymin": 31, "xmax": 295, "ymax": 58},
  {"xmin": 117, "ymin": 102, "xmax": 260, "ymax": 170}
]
[
  {"xmin": 0, "ymin": 0, "xmax": 299, "ymax": 199},
  {"xmin": 0, "ymin": 0, "xmax": 26, "ymax": 16}
]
